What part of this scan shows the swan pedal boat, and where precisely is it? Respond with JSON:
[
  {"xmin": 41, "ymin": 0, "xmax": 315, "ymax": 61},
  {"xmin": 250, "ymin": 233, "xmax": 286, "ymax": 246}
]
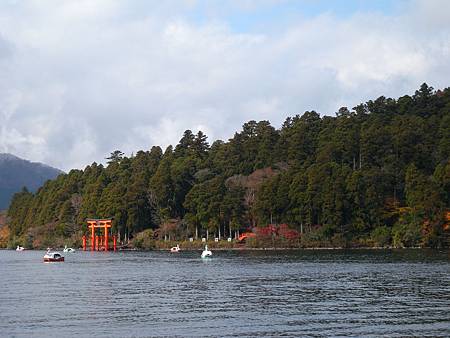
[
  {"xmin": 16, "ymin": 246, "xmax": 25, "ymax": 251},
  {"xmin": 170, "ymin": 244, "xmax": 180, "ymax": 253},
  {"xmin": 201, "ymin": 245, "xmax": 212, "ymax": 258},
  {"xmin": 44, "ymin": 251, "xmax": 64, "ymax": 262},
  {"xmin": 63, "ymin": 245, "xmax": 75, "ymax": 253}
]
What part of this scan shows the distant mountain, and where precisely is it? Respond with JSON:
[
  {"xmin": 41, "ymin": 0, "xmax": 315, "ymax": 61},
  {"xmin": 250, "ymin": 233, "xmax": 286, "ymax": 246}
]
[{"xmin": 0, "ymin": 153, "xmax": 63, "ymax": 210}]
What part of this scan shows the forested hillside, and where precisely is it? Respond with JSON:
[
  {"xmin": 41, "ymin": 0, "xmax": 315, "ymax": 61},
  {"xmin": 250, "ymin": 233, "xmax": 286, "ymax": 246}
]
[{"xmin": 6, "ymin": 84, "xmax": 450, "ymax": 248}]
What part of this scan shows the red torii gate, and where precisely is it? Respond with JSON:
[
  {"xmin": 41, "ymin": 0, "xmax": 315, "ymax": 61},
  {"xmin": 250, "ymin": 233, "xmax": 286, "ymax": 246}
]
[{"xmin": 82, "ymin": 218, "xmax": 117, "ymax": 251}]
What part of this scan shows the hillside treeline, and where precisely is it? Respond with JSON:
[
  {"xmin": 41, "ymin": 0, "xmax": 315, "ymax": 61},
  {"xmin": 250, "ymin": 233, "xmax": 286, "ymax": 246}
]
[{"xmin": 7, "ymin": 84, "xmax": 450, "ymax": 248}]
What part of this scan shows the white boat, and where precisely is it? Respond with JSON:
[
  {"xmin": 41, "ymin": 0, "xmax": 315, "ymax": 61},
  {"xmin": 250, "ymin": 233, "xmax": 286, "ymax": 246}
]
[
  {"xmin": 43, "ymin": 250, "xmax": 64, "ymax": 262},
  {"xmin": 63, "ymin": 245, "xmax": 75, "ymax": 253},
  {"xmin": 201, "ymin": 245, "xmax": 212, "ymax": 258},
  {"xmin": 170, "ymin": 244, "xmax": 180, "ymax": 253},
  {"xmin": 16, "ymin": 245, "xmax": 25, "ymax": 251}
]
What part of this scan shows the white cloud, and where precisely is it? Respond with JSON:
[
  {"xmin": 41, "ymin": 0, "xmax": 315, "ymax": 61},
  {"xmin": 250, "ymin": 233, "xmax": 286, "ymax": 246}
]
[{"xmin": 0, "ymin": 0, "xmax": 449, "ymax": 171}]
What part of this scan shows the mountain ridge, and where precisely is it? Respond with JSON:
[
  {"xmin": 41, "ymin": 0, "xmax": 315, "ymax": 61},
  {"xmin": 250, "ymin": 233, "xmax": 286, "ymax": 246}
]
[{"xmin": 0, "ymin": 153, "xmax": 63, "ymax": 210}]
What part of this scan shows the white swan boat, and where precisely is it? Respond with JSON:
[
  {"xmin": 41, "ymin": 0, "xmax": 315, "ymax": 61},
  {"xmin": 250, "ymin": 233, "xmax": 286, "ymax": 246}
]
[
  {"xmin": 63, "ymin": 245, "xmax": 75, "ymax": 253},
  {"xmin": 170, "ymin": 244, "xmax": 180, "ymax": 253},
  {"xmin": 201, "ymin": 245, "xmax": 212, "ymax": 258},
  {"xmin": 43, "ymin": 250, "xmax": 64, "ymax": 262},
  {"xmin": 16, "ymin": 245, "xmax": 25, "ymax": 251}
]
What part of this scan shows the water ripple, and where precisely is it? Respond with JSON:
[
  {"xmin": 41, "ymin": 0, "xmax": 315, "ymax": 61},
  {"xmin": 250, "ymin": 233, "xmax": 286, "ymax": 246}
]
[{"xmin": 0, "ymin": 249, "xmax": 449, "ymax": 337}]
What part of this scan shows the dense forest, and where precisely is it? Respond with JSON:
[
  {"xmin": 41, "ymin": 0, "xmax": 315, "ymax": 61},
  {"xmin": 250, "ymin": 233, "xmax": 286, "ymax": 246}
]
[{"xmin": 5, "ymin": 84, "xmax": 450, "ymax": 249}]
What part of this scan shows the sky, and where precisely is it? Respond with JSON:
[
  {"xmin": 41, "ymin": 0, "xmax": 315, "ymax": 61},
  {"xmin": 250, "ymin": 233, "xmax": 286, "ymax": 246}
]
[{"xmin": 0, "ymin": 0, "xmax": 449, "ymax": 172}]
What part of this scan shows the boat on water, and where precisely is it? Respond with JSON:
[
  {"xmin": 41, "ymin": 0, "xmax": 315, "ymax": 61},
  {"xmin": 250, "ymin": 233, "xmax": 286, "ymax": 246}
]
[
  {"xmin": 63, "ymin": 245, "xmax": 75, "ymax": 253},
  {"xmin": 201, "ymin": 245, "xmax": 212, "ymax": 258},
  {"xmin": 43, "ymin": 250, "xmax": 64, "ymax": 262},
  {"xmin": 170, "ymin": 244, "xmax": 180, "ymax": 253},
  {"xmin": 16, "ymin": 246, "xmax": 25, "ymax": 251}
]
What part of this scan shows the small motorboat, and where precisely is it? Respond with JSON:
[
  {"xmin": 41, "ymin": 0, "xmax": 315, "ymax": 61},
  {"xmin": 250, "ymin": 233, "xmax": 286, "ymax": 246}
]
[
  {"xmin": 201, "ymin": 245, "xmax": 212, "ymax": 258},
  {"xmin": 170, "ymin": 244, "xmax": 180, "ymax": 253},
  {"xmin": 43, "ymin": 250, "xmax": 64, "ymax": 262},
  {"xmin": 16, "ymin": 245, "xmax": 25, "ymax": 251},
  {"xmin": 63, "ymin": 245, "xmax": 75, "ymax": 253}
]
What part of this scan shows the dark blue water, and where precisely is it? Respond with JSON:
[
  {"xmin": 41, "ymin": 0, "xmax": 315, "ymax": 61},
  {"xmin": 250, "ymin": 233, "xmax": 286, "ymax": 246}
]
[{"xmin": 0, "ymin": 249, "xmax": 449, "ymax": 337}]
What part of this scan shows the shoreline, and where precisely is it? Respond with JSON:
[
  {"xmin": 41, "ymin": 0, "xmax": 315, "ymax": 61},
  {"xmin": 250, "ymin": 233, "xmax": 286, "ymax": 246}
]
[
  {"xmin": 1, "ymin": 246, "xmax": 446, "ymax": 251},
  {"xmin": 157, "ymin": 246, "xmax": 445, "ymax": 251}
]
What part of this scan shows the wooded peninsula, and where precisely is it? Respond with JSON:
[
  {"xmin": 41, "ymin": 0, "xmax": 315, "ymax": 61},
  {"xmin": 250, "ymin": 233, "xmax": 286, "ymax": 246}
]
[{"xmin": 2, "ymin": 84, "xmax": 449, "ymax": 249}]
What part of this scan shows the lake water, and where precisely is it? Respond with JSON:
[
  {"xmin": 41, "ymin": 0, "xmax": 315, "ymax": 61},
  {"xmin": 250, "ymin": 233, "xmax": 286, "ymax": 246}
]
[{"xmin": 0, "ymin": 249, "xmax": 449, "ymax": 337}]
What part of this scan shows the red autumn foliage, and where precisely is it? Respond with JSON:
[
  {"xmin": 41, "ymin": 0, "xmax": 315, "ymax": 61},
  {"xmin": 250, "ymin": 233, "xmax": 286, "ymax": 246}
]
[
  {"xmin": 278, "ymin": 223, "xmax": 300, "ymax": 240},
  {"xmin": 254, "ymin": 223, "xmax": 300, "ymax": 240}
]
